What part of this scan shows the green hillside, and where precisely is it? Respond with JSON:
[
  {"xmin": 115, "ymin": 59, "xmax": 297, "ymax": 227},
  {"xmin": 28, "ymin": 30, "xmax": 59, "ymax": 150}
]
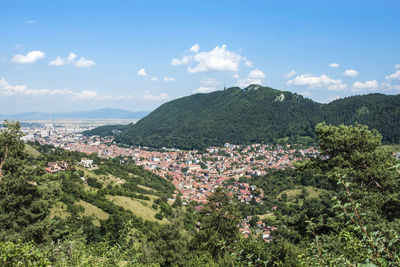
[
  {"xmin": 86, "ymin": 85, "xmax": 400, "ymax": 149},
  {"xmin": 2, "ymin": 121, "xmax": 400, "ymax": 266},
  {"xmin": 117, "ymin": 85, "xmax": 321, "ymax": 149},
  {"xmin": 24, "ymin": 142, "xmax": 176, "ymax": 234}
]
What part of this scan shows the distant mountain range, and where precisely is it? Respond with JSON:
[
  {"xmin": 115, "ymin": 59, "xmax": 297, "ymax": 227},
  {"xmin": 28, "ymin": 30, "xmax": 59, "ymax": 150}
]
[
  {"xmin": 0, "ymin": 108, "xmax": 150, "ymax": 121},
  {"xmin": 84, "ymin": 85, "xmax": 400, "ymax": 149}
]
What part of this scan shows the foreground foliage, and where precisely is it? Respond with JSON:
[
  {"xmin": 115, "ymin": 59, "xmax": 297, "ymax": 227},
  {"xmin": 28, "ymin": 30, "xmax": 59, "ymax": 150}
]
[{"xmin": 1, "ymin": 121, "xmax": 400, "ymax": 266}]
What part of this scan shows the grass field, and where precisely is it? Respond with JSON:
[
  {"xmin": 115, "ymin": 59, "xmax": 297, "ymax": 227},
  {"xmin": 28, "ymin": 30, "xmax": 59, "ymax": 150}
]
[
  {"xmin": 107, "ymin": 195, "xmax": 167, "ymax": 223},
  {"xmin": 258, "ymin": 212, "xmax": 276, "ymax": 220},
  {"xmin": 24, "ymin": 144, "xmax": 42, "ymax": 158},
  {"xmin": 277, "ymin": 186, "xmax": 324, "ymax": 201},
  {"xmin": 76, "ymin": 166, "xmax": 125, "ymax": 186},
  {"xmin": 49, "ymin": 200, "xmax": 109, "ymax": 226},
  {"xmin": 49, "ymin": 202, "xmax": 69, "ymax": 219},
  {"xmin": 78, "ymin": 200, "xmax": 109, "ymax": 226}
]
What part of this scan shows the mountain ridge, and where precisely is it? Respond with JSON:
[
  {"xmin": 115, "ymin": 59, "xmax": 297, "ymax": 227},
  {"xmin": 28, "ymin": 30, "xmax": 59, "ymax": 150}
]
[{"xmin": 85, "ymin": 85, "xmax": 400, "ymax": 149}]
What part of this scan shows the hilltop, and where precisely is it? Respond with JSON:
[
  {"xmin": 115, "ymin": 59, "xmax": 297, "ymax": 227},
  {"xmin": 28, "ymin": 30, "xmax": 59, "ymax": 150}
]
[{"xmin": 86, "ymin": 85, "xmax": 400, "ymax": 149}]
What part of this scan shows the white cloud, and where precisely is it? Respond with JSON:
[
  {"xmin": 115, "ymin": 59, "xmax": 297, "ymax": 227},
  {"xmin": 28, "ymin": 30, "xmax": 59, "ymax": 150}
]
[
  {"xmin": 244, "ymin": 60, "xmax": 253, "ymax": 67},
  {"xmin": 74, "ymin": 57, "xmax": 96, "ymax": 68},
  {"xmin": 12, "ymin": 51, "xmax": 45, "ymax": 64},
  {"xmin": 193, "ymin": 86, "xmax": 217, "ymax": 94},
  {"xmin": 395, "ymin": 64, "xmax": 400, "ymax": 69},
  {"xmin": 0, "ymin": 77, "xmax": 130, "ymax": 101},
  {"xmin": 201, "ymin": 78, "xmax": 220, "ymax": 86},
  {"xmin": 236, "ymin": 78, "xmax": 263, "ymax": 88},
  {"xmin": 137, "ymin": 68, "xmax": 147, "ymax": 76},
  {"xmin": 302, "ymin": 91, "xmax": 311, "ymax": 96},
  {"xmin": 232, "ymin": 73, "xmax": 239, "ymax": 79},
  {"xmin": 26, "ymin": 20, "xmax": 36, "ymax": 24},
  {"xmin": 385, "ymin": 70, "xmax": 400, "ymax": 80},
  {"xmin": 329, "ymin": 63, "xmax": 339, "ymax": 68},
  {"xmin": 235, "ymin": 70, "xmax": 266, "ymax": 88},
  {"xmin": 352, "ymin": 80, "xmax": 378, "ymax": 91},
  {"xmin": 285, "ymin": 70, "xmax": 296, "ymax": 78},
  {"xmin": 248, "ymin": 69, "xmax": 266, "ymax": 79},
  {"xmin": 0, "ymin": 78, "xmax": 71, "ymax": 96},
  {"xmin": 188, "ymin": 45, "xmax": 243, "ymax": 73},
  {"xmin": 327, "ymin": 83, "xmax": 348, "ymax": 91},
  {"xmin": 343, "ymin": 69, "xmax": 359, "ymax": 77},
  {"xmin": 164, "ymin": 77, "xmax": 175, "ymax": 82},
  {"xmin": 287, "ymin": 74, "xmax": 345, "ymax": 90},
  {"xmin": 49, "ymin": 52, "xmax": 77, "ymax": 66},
  {"xmin": 142, "ymin": 91, "xmax": 169, "ymax": 100},
  {"xmin": 171, "ymin": 55, "xmax": 192, "ymax": 66},
  {"xmin": 190, "ymin": 44, "xmax": 200, "ymax": 53},
  {"xmin": 172, "ymin": 44, "xmax": 246, "ymax": 74},
  {"xmin": 151, "ymin": 77, "xmax": 158, "ymax": 81},
  {"xmin": 75, "ymin": 90, "xmax": 100, "ymax": 100},
  {"xmin": 49, "ymin": 53, "xmax": 95, "ymax": 68}
]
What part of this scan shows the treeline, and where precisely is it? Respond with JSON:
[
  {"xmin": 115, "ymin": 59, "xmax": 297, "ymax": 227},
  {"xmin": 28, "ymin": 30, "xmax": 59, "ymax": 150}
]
[
  {"xmin": 85, "ymin": 85, "xmax": 400, "ymax": 149},
  {"xmin": 1, "ymin": 121, "xmax": 400, "ymax": 266}
]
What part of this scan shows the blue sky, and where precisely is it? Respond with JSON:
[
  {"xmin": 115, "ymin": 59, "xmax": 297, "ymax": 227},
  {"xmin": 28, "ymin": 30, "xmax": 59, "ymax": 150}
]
[{"xmin": 1, "ymin": 0, "xmax": 400, "ymax": 113}]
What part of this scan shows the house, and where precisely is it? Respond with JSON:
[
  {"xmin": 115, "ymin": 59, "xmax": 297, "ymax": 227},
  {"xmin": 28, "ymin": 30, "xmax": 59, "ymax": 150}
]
[
  {"xmin": 45, "ymin": 162, "xmax": 61, "ymax": 173},
  {"xmin": 59, "ymin": 161, "xmax": 69, "ymax": 170},
  {"xmin": 80, "ymin": 158, "xmax": 94, "ymax": 168}
]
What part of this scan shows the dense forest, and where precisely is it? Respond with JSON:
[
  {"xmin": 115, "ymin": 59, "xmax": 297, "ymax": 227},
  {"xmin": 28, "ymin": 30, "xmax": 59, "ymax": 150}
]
[
  {"xmin": 1, "ymin": 120, "xmax": 400, "ymax": 266},
  {"xmin": 84, "ymin": 85, "xmax": 400, "ymax": 149}
]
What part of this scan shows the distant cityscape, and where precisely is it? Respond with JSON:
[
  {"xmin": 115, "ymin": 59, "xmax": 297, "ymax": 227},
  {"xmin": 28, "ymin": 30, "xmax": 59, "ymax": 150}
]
[{"xmin": 21, "ymin": 122, "xmax": 319, "ymax": 205}]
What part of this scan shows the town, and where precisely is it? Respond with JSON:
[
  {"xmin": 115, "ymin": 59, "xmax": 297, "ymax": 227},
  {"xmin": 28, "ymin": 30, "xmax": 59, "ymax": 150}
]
[{"xmin": 21, "ymin": 123, "xmax": 319, "ymax": 206}]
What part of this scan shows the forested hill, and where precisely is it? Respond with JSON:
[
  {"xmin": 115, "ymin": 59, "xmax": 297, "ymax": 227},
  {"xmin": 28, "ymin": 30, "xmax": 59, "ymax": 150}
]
[{"xmin": 85, "ymin": 85, "xmax": 400, "ymax": 149}]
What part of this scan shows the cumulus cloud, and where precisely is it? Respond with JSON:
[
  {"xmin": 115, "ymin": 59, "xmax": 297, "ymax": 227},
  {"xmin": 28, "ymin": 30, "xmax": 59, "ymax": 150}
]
[
  {"xmin": 164, "ymin": 77, "xmax": 175, "ymax": 82},
  {"xmin": 188, "ymin": 45, "xmax": 243, "ymax": 73},
  {"xmin": 172, "ymin": 44, "xmax": 246, "ymax": 74},
  {"xmin": 395, "ymin": 64, "xmax": 400, "ymax": 69},
  {"xmin": 235, "ymin": 70, "xmax": 266, "ymax": 88},
  {"xmin": 190, "ymin": 44, "xmax": 200, "ymax": 53},
  {"xmin": 171, "ymin": 56, "xmax": 192, "ymax": 66},
  {"xmin": 201, "ymin": 78, "xmax": 220, "ymax": 86},
  {"xmin": 385, "ymin": 70, "xmax": 400, "ymax": 80},
  {"xmin": 12, "ymin": 51, "xmax": 45, "ymax": 64},
  {"xmin": 329, "ymin": 63, "xmax": 339, "ymax": 68},
  {"xmin": 0, "ymin": 77, "xmax": 130, "ymax": 101},
  {"xmin": 142, "ymin": 91, "xmax": 169, "ymax": 100},
  {"xmin": 248, "ymin": 69, "xmax": 266, "ymax": 79},
  {"xmin": 49, "ymin": 53, "xmax": 77, "ymax": 66},
  {"xmin": 352, "ymin": 80, "xmax": 378, "ymax": 92},
  {"xmin": 285, "ymin": 70, "xmax": 296, "ymax": 78},
  {"xmin": 49, "ymin": 53, "xmax": 95, "ymax": 68},
  {"xmin": 193, "ymin": 86, "xmax": 217, "ymax": 94},
  {"xmin": 287, "ymin": 74, "xmax": 346, "ymax": 90},
  {"xmin": 236, "ymin": 78, "xmax": 263, "ymax": 87},
  {"xmin": 343, "ymin": 69, "xmax": 359, "ymax": 77},
  {"xmin": 137, "ymin": 68, "xmax": 147, "ymax": 76},
  {"xmin": 75, "ymin": 57, "xmax": 96, "ymax": 68},
  {"xmin": 151, "ymin": 77, "xmax": 158, "ymax": 81}
]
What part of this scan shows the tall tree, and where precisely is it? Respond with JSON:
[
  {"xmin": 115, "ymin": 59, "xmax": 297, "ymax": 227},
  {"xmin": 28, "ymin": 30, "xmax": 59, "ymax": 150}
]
[
  {"xmin": 0, "ymin": 121, "xmax": 58, "ymax": 243},
  {"xmin": 192, "ymin": 187, "xmax": 241, "ymax": 259},
  {"xmin": 298, "ymin": 123, "xmax": 400, "ymax": 265}
]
